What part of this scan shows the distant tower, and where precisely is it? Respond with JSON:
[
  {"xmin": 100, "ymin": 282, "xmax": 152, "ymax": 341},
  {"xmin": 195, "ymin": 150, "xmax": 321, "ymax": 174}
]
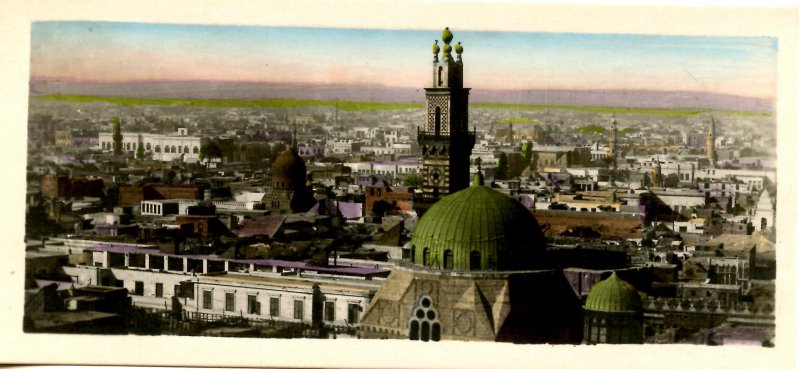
[
  {"xmin": 607, "ymin": 114, "xmax": 618, "ymax": 171},
  {"xmin": 706, "ymin": 116, "xmax": 717, "ymax": 168},
  {"xmin": 652, "ymin": 156, "xmax": 663, "ymax": 188},
  {"xmin": 112, "ymin": 116, "xmax": 122, "ymax": 156},
  {"xmin": 415, "ymin": 28, "xmax": 476, "ymax": 215}
]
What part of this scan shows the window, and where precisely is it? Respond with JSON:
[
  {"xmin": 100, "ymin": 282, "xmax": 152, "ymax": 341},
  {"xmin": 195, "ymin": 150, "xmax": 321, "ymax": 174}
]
[
  {"xmin": 324, "ymin": 301, "xmax": 335, "ymax": 322},
  {"xmin": 248, "ymin": 295, "xmax": 260, "ymax": 315},
  {"xmin": 408, "ymin": 296, "xmax": 440, "ymax": 342},
  {"xmin": 423, "ymin": 248, "xmax": 430, "ymax": 266},
  {"xmin": 293, "ymin": 300, "xmax": 304, "ymax": 320},
  {"xmin": 469, "ymin": 250, "xmax": 481, "ymax": 271},
  {"xmin": 347, "ymin": 303, "xmax": 360, "ymax": 324},
  {"xmin": 155, "ymin": 283, "xmax": 163, "ymax": 298},
  {"xmin": 270, "ymin": 297, "xmax": 280, "ymax": 317},
  {"xmin": 202, "ymin": 290, "xmax": 213, "ymax": 309},
  {"xmin": 434, "ymin": 107, "xmax": 441, "ymax": 135},
  {"xmin": 443, "ymin": 250, "xmax": 453, "ymax": 270},
  {"xmin": 134, "ymin": 281, "xmax": 144, "ymax": 296},
  {"xmin": 225, "ymin": 292, "xmax": 235, "ymax": 312}
]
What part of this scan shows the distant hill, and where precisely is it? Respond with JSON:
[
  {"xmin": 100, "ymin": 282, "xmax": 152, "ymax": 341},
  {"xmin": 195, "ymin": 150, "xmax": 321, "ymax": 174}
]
[{"xmin": 29, "ymin": 79, "xmax": 773, "ymax": 113}]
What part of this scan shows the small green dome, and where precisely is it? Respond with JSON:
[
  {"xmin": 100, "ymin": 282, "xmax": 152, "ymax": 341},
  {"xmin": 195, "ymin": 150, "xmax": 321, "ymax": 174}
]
[
  {"xmin": 584, "ymin": 273, "xmax": 642, "ymax": 313},
  {"xmin": 455, "ymin": 41, "xmax": 463, "ymax": 54},
  {"xmin": 432, "ymin": 40, "xmax": 440, "ymax": 54},
  {"xmin": 442, "ymin": 27, "xmax": 453, "ymax": 44},
  {"xmin": 411, "ymin": 184, "xmax": 545, "ymax": 271}
]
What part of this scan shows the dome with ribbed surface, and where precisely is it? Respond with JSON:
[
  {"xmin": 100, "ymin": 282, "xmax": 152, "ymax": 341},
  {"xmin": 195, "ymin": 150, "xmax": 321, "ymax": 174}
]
[
  {"xmin": 411, "ymin": 183, "xmax": 545, "ymax": 271},
  {"xmin": 584, "ymin": 273, "xmax": 642, "ymax": 313},
  {"xmin": 272, "ymin": 148, "xmax": 307, "ymax": 190}
]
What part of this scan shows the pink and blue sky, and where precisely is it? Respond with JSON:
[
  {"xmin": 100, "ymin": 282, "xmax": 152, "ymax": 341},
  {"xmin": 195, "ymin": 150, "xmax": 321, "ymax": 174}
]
[{"xmin": 30, "ymin": 21, "xmax": 778, "ymax": 100}]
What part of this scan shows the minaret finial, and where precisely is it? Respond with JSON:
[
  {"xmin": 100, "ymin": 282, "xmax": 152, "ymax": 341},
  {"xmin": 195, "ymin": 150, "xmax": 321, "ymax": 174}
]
[{"xmin": 442, "ymin": 27, "xmax": 453, "ymax": 61}]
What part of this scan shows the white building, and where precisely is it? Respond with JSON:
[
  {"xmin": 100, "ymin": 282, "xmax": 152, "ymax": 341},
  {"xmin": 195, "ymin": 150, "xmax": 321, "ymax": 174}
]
[
  {"xmin": 62, "ymin": 243, "xmax": 385, "ymax": 327},
  {"xmin": 98, "ymin": 127, "xmax": 202, "ymax": 162}
]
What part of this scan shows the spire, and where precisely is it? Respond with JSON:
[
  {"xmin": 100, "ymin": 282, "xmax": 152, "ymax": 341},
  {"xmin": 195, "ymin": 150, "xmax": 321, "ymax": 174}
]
[{"xmin": 472, "ymin": 162, "xmax": 484, "ymax": 187}]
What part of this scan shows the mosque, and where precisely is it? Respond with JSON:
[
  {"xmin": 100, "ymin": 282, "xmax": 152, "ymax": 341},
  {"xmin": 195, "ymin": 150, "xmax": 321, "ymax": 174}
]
[{"xmin": 358, "ymin": 28, "xmax": 645, "ymax": 344}]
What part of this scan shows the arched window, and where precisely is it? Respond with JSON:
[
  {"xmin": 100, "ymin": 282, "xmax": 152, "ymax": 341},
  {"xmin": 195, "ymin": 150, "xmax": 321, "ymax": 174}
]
[
  {"xmin": 154, "ymin": 145, "xmax": 161, "ymax": 153},
  {"xmin": 434, "ymin": 107, "xmax": 441, "ymax": 135},
  {"xmin": 409, "ymin": 320, "xmax": 419, "ymax": 340},
  {"xmin": 443, "ymin": 250, "xmax": 453, "ymax": 270},
  {"xmin": 408, "ymin": 296, "xmax": 440, "ymax": 342},
  {"xmin": 171, "ymin": 145, "xmax": 177, "ymax": 153},
  {"xmin": 146, "ymin": 143, "xmax": 151, "ymax": 151},
  {"xmin": 184, "ymin": 146, "xmax": 189, "ymax": 153},
  {"xmin": 193, "ymin": 146, "xmax": 199, "ymax": 154},
  {"xmin": 422, "ymin": 248, "xmax": 430, "ymax": 266},
  {"xmin": 437, "ymin": 66, "xmax": 443, "ymax": 86},
  {"xmin": 469, "ymin": 250, "xmax": 480, "ymax": 271},
  {"xmin": 411, "ymin": 245, "xmax": 416, "ymax": 263}
]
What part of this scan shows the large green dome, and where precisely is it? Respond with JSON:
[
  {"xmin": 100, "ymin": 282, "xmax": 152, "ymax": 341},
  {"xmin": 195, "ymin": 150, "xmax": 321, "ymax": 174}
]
[
  {"xmin": 411, "ymin": 181, "xmax": 546, "ymax": 271},
  {"xmin": 584, "ymin": 273, "xmax": 642, "ymax": 313}
]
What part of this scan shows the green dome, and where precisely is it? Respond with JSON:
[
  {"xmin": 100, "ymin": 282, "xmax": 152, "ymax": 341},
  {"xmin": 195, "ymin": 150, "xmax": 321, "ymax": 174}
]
[
  {"xmin": 454, "ymin": 41, "xmax": 463, "ymax": 54},
  {"xmin": 411, "ymin": 183, "xmax": 545, "ymax": 271},
  {"xmin": 442, "ymin": 27, "xmax": 453, "ymax": 44},
  {"xmin": 584, "ymin": 273, "xmax": 642, "ymax": 313},
  {"xmin": 432, "ymin": 40, "xmax": 440, "ymax": 54}
]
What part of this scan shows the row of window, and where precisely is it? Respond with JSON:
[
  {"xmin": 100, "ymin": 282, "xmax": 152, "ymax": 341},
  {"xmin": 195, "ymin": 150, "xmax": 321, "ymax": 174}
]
[
  {"xmin": 100, "ymin": 141, "xmax": 199, "ymax": 154},
  {"xmin": 199, "ymin": 291, "xmax": 361, "ymax": 323},
  {"xmin": 412, "ymin": 247, "xmax": 482, "ymax": 271}
]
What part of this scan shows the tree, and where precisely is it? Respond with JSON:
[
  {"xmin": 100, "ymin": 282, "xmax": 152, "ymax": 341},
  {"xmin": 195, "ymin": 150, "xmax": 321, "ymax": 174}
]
[
  {"xmin": 199, "ymin": 140, "xmax": 223, "ymax": 161},
  {"xmin": 402, "ymin": 171, "xmax": 421, "ymax": 187},
  {"xmin": 136, "ymin": 144, "xmax": 145, "ymax": 159},
  {"xmin": 522, "ymin": 141, "xmax": 533, "ymax": 165},
  {"xmin": 495, "ymin": 152, "xmax": 509, "ymax": 180}
]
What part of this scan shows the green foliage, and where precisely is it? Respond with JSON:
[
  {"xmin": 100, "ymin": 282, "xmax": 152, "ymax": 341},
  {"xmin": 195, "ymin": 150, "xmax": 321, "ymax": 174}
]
[
  {"xmin": 199, "ymin": 140, "xmax": 223, "ymax": 160},
  {"xmin": 473, "ymin": 102, "xmax": 763, "ymax": 118},
  {"xmin": 33, "ymin": 94, "xmax": 771, "ymax": 117},
  {"xmin": 577, "ymin": 125, "xmax": 607, "ymax": 134},
  {"xmin": 402, "ymin": 171, "xmax": 421, "ymax": 187},
  {"xmin": 136, "ymin": 145, "xmax": 145, "ymax": 158},
  {"xmin": 495, "ymin": 117, "xmax": 540, "ymax": 125},
  {"xmin": 495, "ymin": 152, "xmax": 509, "ymax": 180},
  {"xmin": 35, "ymin": 94, "xmax": 420, "ymax": 111},
  {"xmin": 522, "ymin": 141, "xmax": 533, "ymax": 164},
  {"xmin": 619, "ymin": 127, "xmax": 638, "ymax": 134}
]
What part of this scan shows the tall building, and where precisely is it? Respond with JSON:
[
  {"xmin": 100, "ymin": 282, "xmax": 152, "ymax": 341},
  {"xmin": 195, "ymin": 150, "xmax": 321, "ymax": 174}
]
[
  {"xmin": 706, "ymin": 116, "xmax": 717, "ymax": 168},
  {"xmin": 112, "ymin": 116, "xmax": 122, "ymax": 156},
  {"xmin": 607, "ymin": 115, "xmax": 618, "ymax": 171},
  {"xmin": 359, "ymin": 29, "xmax": 583, "ymax": 344},
  {"xmin": 414, "ymin": 27, "xmax": 476, "ymax": 215}
]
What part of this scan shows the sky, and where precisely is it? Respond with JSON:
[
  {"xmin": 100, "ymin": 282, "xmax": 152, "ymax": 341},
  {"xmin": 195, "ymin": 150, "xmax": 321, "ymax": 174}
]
[{"xmin": 30, "ymin": 21, "xmax": 778, "ymax": 100}]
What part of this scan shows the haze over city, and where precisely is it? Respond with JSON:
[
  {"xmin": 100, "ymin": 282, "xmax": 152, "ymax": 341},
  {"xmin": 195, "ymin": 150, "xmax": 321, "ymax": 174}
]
[{"xmin": 30, "ymin": 22, "xmax": 777, "ymax": 104}]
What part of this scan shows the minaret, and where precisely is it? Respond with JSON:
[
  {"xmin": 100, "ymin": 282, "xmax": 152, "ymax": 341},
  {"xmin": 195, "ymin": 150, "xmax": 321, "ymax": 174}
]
[
  {"xmin": 415, "ymin": 28, "xmax": 476, "ymax": 215},
  {"xmin": 291, "ymin": 122, "xmax": 298, "ymax": 151},
  {"xmin": 112, "ymin": 116, "xmax": 122, "ymax": 156},
  {"xmin": 607, "ymin": 114, "xmax": 618, "ymax": 171},
  {"xmin": 706, "ymin": 116, "xmax": 717, "ymax": 168}
]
